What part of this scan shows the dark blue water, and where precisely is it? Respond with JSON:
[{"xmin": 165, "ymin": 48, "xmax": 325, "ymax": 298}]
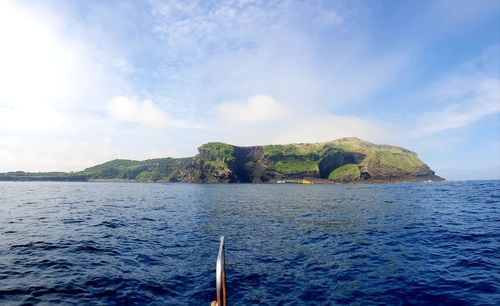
[{"xmin": 0, "ymin": 181, "xmax": 499, "ymax": 305}]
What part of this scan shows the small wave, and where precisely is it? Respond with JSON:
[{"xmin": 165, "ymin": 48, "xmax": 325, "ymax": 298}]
[
  {"xmin": 61, "ymin": 218, "xmax": 85, "ymax": 224},
  {"xmin": 10, "ymin": 241, "xmax": 66, "ymax": 254},
  {"xmin": 95, "ymin": 220, "xmax": 126, "ymax": 229},
  {"xmin": 71, "ymin": 241, "xmax": 119, "ymax": 256},
  {"xmin": 34, "ymin": 258, "xmax": 73, "ymax": 271}
]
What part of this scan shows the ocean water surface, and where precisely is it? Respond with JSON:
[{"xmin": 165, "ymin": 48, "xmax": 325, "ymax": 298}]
[{"xmin": 0, "ymin": 181, "xmax": 499, "ymax": 305}]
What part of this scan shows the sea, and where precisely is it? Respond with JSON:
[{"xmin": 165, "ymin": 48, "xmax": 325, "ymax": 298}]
[{"xmin": 0, "ymin": 180, "xmax": 499, "ymax": 305}]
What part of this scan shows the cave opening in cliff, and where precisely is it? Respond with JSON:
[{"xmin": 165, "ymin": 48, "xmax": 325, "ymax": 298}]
[{"xmin": 318, "ymin": 151, "xmax": 365, "ymax": 178}]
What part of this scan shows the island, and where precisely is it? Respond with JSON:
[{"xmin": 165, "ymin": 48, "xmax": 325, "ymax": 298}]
[{"xmin": 0, "ymin": 137, "xmax": 444, "ymax": 183}]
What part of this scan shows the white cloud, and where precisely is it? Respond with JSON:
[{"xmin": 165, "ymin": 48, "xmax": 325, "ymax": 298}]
[
  {"xmin": 275, "ymin": 115, "xmax": 391, "ymax": 144},
  {"xmin": 412, "ymin": 72, "xmax": 500, "ymax": 136},
  {"xmin": 151, "ymin": 0, "xmax": 314, "ymax": 51},
  {"xmin": 0, "ymin": 0, "xmax": 92, "ymax": 158},
  {"xmin": 149, "ymin": 0, "xmax": 408, "ymax": 120},
  {"xmin": 0, "ymin": 105, "xmax": 69, "ymax": 133},
  {"xmin": 207, "ymin": 94, "xmax": 394, "ymax": 146},
  {"xmin": 0, "ymin": 1, "xmax": 161, "ymax": 171},
  {"xmin": 0, "ymin": 1, "xmax": 113, "ymax": 110},
  {"xmin": 107, "ymin": 96, "xmax": 184, "ymax": 127},
  {"xmin": 0, "ymin": 137, "xmax": 118, "ymax": 172},
  {"xmin": 214, "ymin": 95, "xmax": 287, "ymax": 125},
  {"xmin": 0, "ymin": 0, "xmax": 128, "ymax": 137},
  {"xmin": 0, "ymin": 136, "xmax": 20, "ymax": 146},
  {"xmin": 0, "ymin": 1, "xmax": 75, "ymax": 107},
  {"xmin": 0, "ymin": 0, "xmax": 496, "ymax": 178}
]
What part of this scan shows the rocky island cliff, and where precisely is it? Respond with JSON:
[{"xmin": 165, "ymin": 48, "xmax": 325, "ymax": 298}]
[{"xmin": 0, "ymin": 138, "xmax": 443, "ymax": 183}]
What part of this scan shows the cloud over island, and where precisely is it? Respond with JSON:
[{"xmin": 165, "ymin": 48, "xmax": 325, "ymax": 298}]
[{"xmin": 0, "ymin": 0, "xmax": 498, "ymax": 180}]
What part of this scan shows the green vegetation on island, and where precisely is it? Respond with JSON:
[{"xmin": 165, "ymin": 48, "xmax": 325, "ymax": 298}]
[
  {"xmin": 80, "ymin": 159, "xmax": 145, "ymax": 179},
  {"xmin": 328, "ymin": 164, "xmax": 361, "ymax": 182},
  {"xmin": 0, "ymin": 137, "xmax": 443, "ymax": 183},
  {"xmin": 0, "ymin": 171, "xmax": 88, "ymax": 182}
]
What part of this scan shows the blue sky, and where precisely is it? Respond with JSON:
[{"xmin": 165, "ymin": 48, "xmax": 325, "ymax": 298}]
[{"xmin": 0, "ymin": 0, "xmax": 499, "ymax": 180}]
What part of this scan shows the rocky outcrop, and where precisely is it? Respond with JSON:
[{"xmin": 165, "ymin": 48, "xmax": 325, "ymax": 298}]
[
  {"xmin": 144, "ymin": 138, "xmax": 443, "ymax": 183},
  {"xmin": 2, "ymin": 138, "xmax": 444, "ymax": 183}
]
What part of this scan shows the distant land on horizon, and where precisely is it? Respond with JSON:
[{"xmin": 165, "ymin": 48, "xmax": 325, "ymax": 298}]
[{"xmin": 0, "ymin": 137, "xmax": 444, "ymax": 184}]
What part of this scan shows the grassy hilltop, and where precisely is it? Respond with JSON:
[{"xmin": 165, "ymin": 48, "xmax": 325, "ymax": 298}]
[{"xmin": 0, "ymin": 138, "xmax": 443, "ymax": 183}]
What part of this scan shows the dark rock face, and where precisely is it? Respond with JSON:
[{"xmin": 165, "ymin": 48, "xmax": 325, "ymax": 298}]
[
  {"xmin": 361, "ymin": 170, "xmax": 372, "ymax": 180},
  {"xmin": 232, "ymin": 146, "xmax": 269, "ymax": 183},
  {"xmin": 177, "ymin": 160, "xmax": 233, "ymax": 183}
]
